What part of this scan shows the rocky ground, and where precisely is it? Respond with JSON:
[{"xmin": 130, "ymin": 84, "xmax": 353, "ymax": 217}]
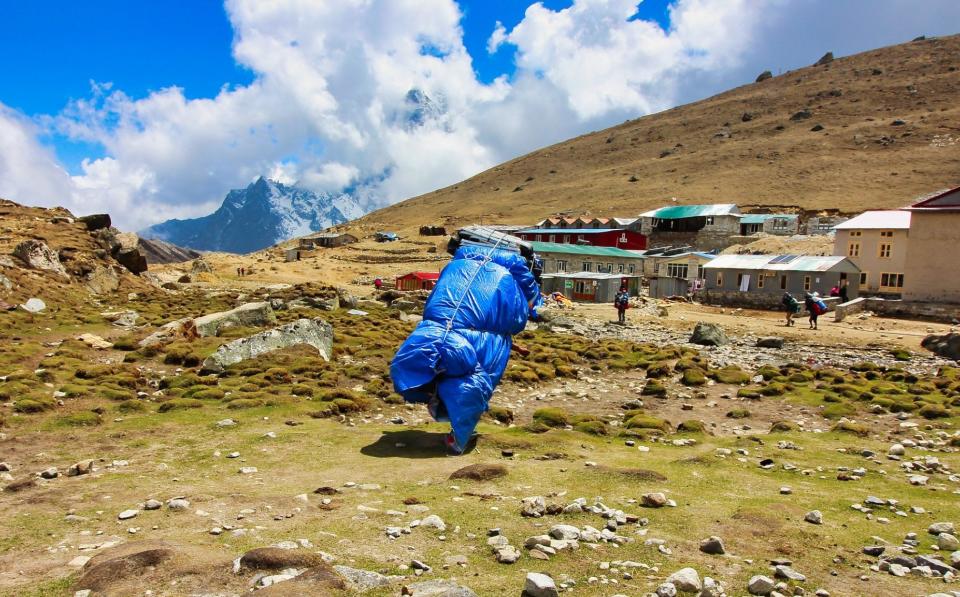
[{"xmin": 1, "ymin": 202, "xmax": 959, "ymax": 597}]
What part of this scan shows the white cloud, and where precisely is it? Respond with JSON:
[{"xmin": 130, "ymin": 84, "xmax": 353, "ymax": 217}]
[
  {"xmin": 1, "ymin": 0, "xmax": 958, "ymax": 231},
  {"xmin": 487, "ymin": 20, "xmax": 507, "ymax": 54}
]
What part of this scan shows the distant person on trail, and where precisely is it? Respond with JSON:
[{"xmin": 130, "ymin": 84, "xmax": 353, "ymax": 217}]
[
  {"xmin": 839, "ymin": 279, "xmax": 849, "ymax": 303},
  {"xmin": 829, "ymin": 285, "xmax": 840, "ymax": 298},
  {"xmin": 782, "ymin": 291, "xmax": 800, "ymax": 326},
  {"xmin": 614, "ymin": 285, "xmax": 630, "ymax": 324},
  {"xmin": 374, "ymin": 278, "xmax": 383, "ymax": 292},
  {"xmin": 805, "ymin": 292, "xmax": 820, "ymax": 330}
]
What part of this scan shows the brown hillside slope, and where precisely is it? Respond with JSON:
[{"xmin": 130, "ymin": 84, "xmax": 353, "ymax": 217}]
[{"xmin": 354, "ymin": 34, "xmax": 960, "ymax": 235}]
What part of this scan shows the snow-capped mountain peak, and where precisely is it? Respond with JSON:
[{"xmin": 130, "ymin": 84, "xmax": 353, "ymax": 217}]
[{"xmin": 140, "ymin": 177, "xmax": 365, "ymax": 254}]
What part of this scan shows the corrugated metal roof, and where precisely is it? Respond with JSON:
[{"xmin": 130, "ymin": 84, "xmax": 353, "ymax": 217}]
[
  {"xmin": 542, "ymin": 272, "xmax": 639, "ymax": 280},
  {"xmin": 740, "ymin": 214, "xmax": 799, "ymax": 224},
  {"xmin": 833, "ymin": 210, "xmax": 911, "ymax": 229},
  {"xmin": 909, "ymin": 186, "xmax": 960, "ymax": 210},
  {"xmin": 520, "ymin": 228, "xmax": 622, "ymax": 234},
  {"xmin": 639, "ymin": 204, "xmax": 740, "ymax": 219},
  {"xmin": 532, "ymin": 242, "xmax": 643, "ymax": 258},
  {"xmin": 703, "ymin": 254, "xmax": 854, "ymax": 272}
]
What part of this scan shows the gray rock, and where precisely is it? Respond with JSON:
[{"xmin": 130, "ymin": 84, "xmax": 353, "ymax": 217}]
[
  {"xmin": 334, "ymin": 567, "xmax": 402, "ymax": 591},
  {"xmin": 666, "ymin": 567, "xmax": 702, "ymax": 593},
  {"xmin": 929, "ymin": 522, "xmax": 956, "ymax": 536},
  {"xmin": 13, "ymin": 240, "xmax": 69, "ymax": 279},
  {"xmin": 748, "ymin": 575, "xmax": 775, "ymax": 595},
  {"xmin": 138, "ymin": 318, "xmax": 192, "ymax": 348},
  {"xmin": 774, "ymin": 565, "xmax": 806, "ymax": 582},
  {"xmin": 938, "ymin": 533, "xmax": 960, "ymax": 551},
  {"xmin": 656, "ymin": 582, "xmax": 677, "ymax": 597},
  {"xmin": 804, "ymin": 510, "xmax": 823, "ymax": 525},
  {"xmin": 202, "ymin": 318, "xmax": 333, "ymax": 373},
  {"xmin": 118, "ymin": 509, "xmax": 138, "ymax": 520},
  {"xmin": 523, "ymin": 572, "xmax": 559, "ymax": 597},
  {"xmin": 405, "ymin": 579, "xmax": 478, "ymax": 597},
  {"xmin": 642, "ymin": 492, "xmax": 668, "ymax": 508},
  {"xmin": 144, "ymin": 499, "xmax": 162, "ymax": 510},
  {"xmin": 495, "ymin": 545, "xmax": 520, "ymax": 564},
  {"xmin": 21, "ymin": 298, "xmax": 47, "ymax": 313},
  {"xmin": 548, "ymin": 525, "xmax": 580, "ymax": 541},
  {"xmin": 0, "ymin": 463, "xmax": 9, "ymax": 472},
  {"xmin": 66, "ymin": 460, "xmax": 94, "ymax": 477},
  {"xmin": 700, "ymin": 577, "xmax": 724, "ymax": 597},
  {"xmin": 167, "ymin": 498, "xmax": 190, "ymax": 511},
  {"xmin": 420, "ymin": 514, "xmax": 446, "ymax": 532},
  {"xmin": 916, "ymin": 555, "xmax": 954, "ymax": 575},
  {"xmin": 39, "ymin": 467, "xmax": 58, "ymax": 479},
  {"xmin": 756, "ymin": 337, "xmax": 785, "ymax": 349},
  {"xmin": 521, "ymin": 496, "xmax": 546, "ymax": 517},
  {"xmin": 699, "ymin": 536, "xmax": 725, "ymax": 555},
  {"xmin": 194, "ymin": 302, "xmax": 276, "ymax": 337},
  {"xmin": 690, "ymin": 322, "xmax": 728, "ymax": 346},
  {"xmin": 921, "ymin": 333, "xmax": 960, "ymax": 360}
]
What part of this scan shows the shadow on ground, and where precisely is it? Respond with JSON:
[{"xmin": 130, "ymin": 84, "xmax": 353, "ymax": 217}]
[{"xmin": 360, "ymin": 430, "xmax": 478, "ymax": 458}]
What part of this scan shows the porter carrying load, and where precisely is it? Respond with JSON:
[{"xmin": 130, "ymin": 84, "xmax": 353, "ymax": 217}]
[{"xmin": 390, "ymin": 226, "xmax": 542, "ymax": 453}]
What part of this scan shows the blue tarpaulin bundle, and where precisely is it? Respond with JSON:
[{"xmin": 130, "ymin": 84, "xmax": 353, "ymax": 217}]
[{"xmin": 390, "ymin": 244, "xmax": 542, "ymax": 452}]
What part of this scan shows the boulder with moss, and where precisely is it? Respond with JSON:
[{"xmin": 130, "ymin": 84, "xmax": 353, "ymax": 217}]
[{"xmin": 202, "ymin": 318, "xmax": 333, "ymax": 374}]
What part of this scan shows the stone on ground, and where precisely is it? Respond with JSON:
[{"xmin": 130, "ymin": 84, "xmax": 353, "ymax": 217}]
[
  {"xmin": 666, "ymin": 567, "xmax": 702, "ymax": 592},
  {"xmin": 699, "ymin": 536, "xmax": 725, "ymax": 555},
  {"xmin": 690, "ymin": 322, "xmax": 728, "ymax": 346},
  {"xmin": 193, "ymin": 302, "xmax": 276, "ymax": 337},
  {"xmin": 201, "ymin": 318, "xmax": 333, "ymax": 373},
  {"xmin": 748, "ymin": 574, "xmax": 775, "ymax": 595},
  {"xmin": 524, "ymin": 572, "xmax": 559, "ymax": 597}
]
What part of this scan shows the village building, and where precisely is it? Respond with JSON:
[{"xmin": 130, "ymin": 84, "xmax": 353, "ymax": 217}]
[
  {"xmin": 536, "ymin": 216, "xmax": 638, "ymax": 230},
  {"xmin": 637, "ymin": 204, "xmax": 742, "ymax": 251},
  {"xmin": 532, "ymin": 241, "xmax": 645, "ymax": 276},
  {"xmin": 902, "ymin": 186, "xmax": 960, "ymax": 304},
  {"xmin": 395, "ymin": 271, "xmax": 439, "ymax": 291},
  {"xmin": 806, "ymin": 215, "xmax": 848, "ymax": 235},
  {"xmin": 833, "ymin": 210, "xmax": 911, "ymax": 296},
  {"xmin": 700, "ymin": 254, "xmax": 860, "ymax": 308},
  {"xmin": 517, "ymin": 227, "xmax": 647, "ymax": 250},
  {"xmin": 301, "ymin": 232, "xmax": 359, "ymax": 249},
  {"xmin": 738, "ymin": 214, "xmax": 800, "ymax": 236},
  {"xmin": 540, "ymin": 272, "xmax": 641, "ymax": 303}
]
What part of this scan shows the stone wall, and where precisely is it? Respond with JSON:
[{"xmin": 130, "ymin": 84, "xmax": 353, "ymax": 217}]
[
  {"xmin": 697, "ymin": 290, "xmax": 841, "ymax": 312},
  {"xmin": 835, "ymin": 297, "xmax": 960, "ymax": 323}
]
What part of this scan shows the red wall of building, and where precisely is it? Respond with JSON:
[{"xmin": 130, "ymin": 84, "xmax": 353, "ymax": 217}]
[{"xmin": 519, "ymin": 230, "xmax": 647, "ymax": 250}]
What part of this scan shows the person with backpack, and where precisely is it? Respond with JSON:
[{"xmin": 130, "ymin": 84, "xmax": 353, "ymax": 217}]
[
  {"xmin": 614, "ymin": 285, "xmax": 630, "ymax": 324},
  {"xmin": 782, "ymin": 291, "xmax": 800, "ymax": 326},
  {"xmin": 805, "ymin": 291, "xmax": 826, "ymax": 330}
]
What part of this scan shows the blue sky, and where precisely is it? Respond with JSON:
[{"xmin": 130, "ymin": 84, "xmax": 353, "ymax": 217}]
[
  {"xmin": 0, "ymin": 0, "xmax": 674, "ymax": 172},
  {"xmin": 1, "ymin": 0, "xmax": 957, "ymax": 230}
]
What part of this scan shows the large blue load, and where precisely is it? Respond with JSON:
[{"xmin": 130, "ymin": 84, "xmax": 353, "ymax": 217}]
[{"xmin": 390, "ymin": 244, "xmax": 542, "ymax": 452}]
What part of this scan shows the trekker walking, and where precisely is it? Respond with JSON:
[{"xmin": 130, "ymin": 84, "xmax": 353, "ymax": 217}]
[
  {"xmin": 804, "ymin": 292, "xmax": 820, "ymax": 330},
  {"xmin": 374, "ymin": 277, "xmax": 383, "ymax": 293},
  {"xmin": 614, "ymin": 286, "xmax": 630, "ymax": 324},
  {"xmin": 839, "ymin": 279, "xmax": 849, "ymax": 303},
  {"xmin": 782, "ymin": 291, "xmax": 800, "ymax": 327}
]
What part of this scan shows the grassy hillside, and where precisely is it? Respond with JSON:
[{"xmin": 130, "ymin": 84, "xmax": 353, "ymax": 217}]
[{"xmin": 352, "ymin": 34, "xmax": 960, "ymax": 236}]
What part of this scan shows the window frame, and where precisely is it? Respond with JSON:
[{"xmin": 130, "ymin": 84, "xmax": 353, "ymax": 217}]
[
  {"xmin": 859, "ymin": 272, "xmax": 868, "ymax": 288},
  {"xmin": 582, "ymin": 261, "xmax": 592, "ymax": 272},
  {"xmin": 880, "ymin": 272, "xmax": 904, "ymax": 289},
  {"xmin": 556, "ymin": 260, "xmax": 567, "ymax": 273},
  {"xmin": 848, "ymin": 242, "xmax": 860, "ymax": 257},
  {"xmin": 878, "ymin": 243, "xmax": 892, "ymax": 259},
  {"xmin": 716, "ymin": 272, "xmax": 723, "ymax": 287},
  {"xmin": 803, "ymin": 276, "xmax": 811, "ymax": 291}
]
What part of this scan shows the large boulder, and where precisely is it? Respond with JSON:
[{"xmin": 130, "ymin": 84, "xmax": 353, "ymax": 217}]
[
  {"xmin": 114, "ymin": 247, "xmax": 148, "ymax": 275},
  {"xmin": 78, "ymin": 214, "xmax": 112, "ymax": 231},
  {"xmin": 202, "ymin": 318, "xmax": 332, "ymax": 373},
  {"xmin": 84, "ymin": 265, "xmax": 120, "ymax": 294},
  {"xmin": 138, "ymin": 318, "xmax": 193, "ymax": 348},
  {"xmin": 690, "ymin": 322, "xmax": 728, "ymax": 346},
  {"xmin": 404, "ymin": 579, "xmax": 478, "ymax": 597},
  {"xmin": 922, "ymin": 333, "xmax": 960, "ymax": 361},
  {"xmin": 12, "ymin": 240, "xmax": 69, "ymax": 279},
  {"xmin": 194, "ymin": 302, "xmax": 276, "ymax": 337}
]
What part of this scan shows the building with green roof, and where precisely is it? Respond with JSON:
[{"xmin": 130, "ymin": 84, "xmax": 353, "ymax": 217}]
[{"xmin": 532, "ymin": 241, "xmax": 645, "ymax": 276}]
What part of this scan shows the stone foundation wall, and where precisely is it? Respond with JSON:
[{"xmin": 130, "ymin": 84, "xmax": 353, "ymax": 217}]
[
  {"xmin": 697, "ymin": 290, "xmax": 842, "ymax": 313},
  {"xmin": 836, "ymin": 298, "xmax": 960, "ymax": 323}
]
